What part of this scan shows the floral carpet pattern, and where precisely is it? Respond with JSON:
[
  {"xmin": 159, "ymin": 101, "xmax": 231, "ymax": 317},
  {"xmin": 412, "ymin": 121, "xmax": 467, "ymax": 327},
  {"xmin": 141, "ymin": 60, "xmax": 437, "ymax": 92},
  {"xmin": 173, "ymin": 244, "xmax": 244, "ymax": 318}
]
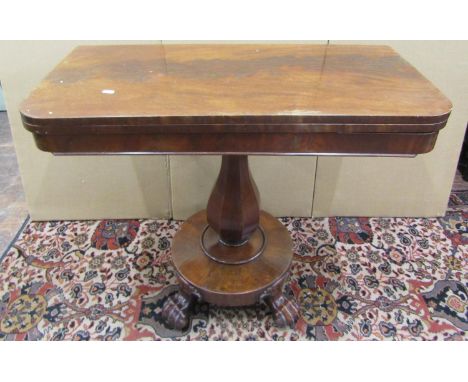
[{"xmin": 0, "ymin": 191, "xmax": 467, "ymax": 340}]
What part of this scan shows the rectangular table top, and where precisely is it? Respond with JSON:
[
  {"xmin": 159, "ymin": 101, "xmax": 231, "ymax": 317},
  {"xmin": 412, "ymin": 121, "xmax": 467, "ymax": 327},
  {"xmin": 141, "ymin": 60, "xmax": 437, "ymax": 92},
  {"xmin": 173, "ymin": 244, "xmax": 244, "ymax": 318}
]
[{"xmin": 20, "ymin": 44, "xmax": 452, "ymax": 155}]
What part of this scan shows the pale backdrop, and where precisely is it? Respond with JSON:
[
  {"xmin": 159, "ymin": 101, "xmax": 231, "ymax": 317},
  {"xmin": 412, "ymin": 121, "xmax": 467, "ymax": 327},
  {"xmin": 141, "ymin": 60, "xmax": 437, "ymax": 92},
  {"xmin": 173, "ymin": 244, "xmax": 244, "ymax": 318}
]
[
  {"xmin": 313, "ymin": 41, "xmax": 468, "ymax": 217},
  {"xmin": 0, "ymin": 41, "xmax": 466, "ymax": 220}
]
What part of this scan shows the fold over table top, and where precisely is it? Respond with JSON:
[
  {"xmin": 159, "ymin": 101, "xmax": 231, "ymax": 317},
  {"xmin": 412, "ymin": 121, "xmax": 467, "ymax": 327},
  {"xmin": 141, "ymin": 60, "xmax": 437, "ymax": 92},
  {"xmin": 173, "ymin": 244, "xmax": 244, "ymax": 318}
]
[{"xmin": 20, "ymin": 44, "xmax": 452, "ymax": 155}]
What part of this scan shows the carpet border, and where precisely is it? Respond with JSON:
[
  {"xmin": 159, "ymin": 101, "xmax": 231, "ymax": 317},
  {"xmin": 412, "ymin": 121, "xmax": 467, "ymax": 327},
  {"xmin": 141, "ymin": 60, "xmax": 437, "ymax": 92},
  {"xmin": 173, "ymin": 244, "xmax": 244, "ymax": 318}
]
[{"xmin": 0, "ymin": 215, "xmax": 30, "ymax": 263}]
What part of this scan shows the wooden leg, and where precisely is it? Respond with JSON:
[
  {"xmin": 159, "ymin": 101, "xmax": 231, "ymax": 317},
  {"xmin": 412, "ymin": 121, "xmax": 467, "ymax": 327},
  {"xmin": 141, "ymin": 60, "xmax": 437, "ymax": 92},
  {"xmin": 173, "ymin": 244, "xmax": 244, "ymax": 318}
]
[
  {"xmin": 264, "ymin": 286, "xmax": 299, "ymax": 328},
  {"xmin": 207, "ymin": 155, "xmax": 260, "ymax": 246},
  {"xmin": 161, "ymin": 280, "xmax": 196, "ymax": 330}
]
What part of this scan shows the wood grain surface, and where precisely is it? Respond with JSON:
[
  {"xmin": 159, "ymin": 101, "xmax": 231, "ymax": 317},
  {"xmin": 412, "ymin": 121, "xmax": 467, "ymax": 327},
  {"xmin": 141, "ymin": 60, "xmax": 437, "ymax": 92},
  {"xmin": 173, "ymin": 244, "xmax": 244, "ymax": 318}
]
[
  {"xmin": 21, "ymin": 44, "xmax": 451, "ymax": 127},
  {"xmin": 20, "ymin": 43, "xmax": 452, "ymax": 155},
  {"xmin": 171, "ymin": 210, "xmax": 293, "ymax": 306},
  {"xmin": 17, "ymin": 44, "xmax": 454, "ymax": 326}
]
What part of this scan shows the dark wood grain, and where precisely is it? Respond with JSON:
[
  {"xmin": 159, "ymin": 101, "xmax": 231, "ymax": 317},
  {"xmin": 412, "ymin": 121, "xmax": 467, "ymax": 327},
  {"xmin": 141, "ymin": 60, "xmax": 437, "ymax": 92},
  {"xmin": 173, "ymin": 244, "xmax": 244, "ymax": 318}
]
[
  {"xmin": 32, "ymin": 130, "xmax": 439, "ymax": 155},
  {"xmin": 19, "ymin": 43, "xmax": 453, "ymax": 328},
  {"xmin": 20, "ymin": 44, "xmax": 451, "ymax": 156},
  {"xmin": 207, "ymin": 155, "xmax": 260, "ymax": 245},
  {"xmin": 171, "ymin": 210, "xmax": 294, "ymax": 306},
  {"xmin": 20, "ymin": 44, "xmax": 451, "ymax": 125}
]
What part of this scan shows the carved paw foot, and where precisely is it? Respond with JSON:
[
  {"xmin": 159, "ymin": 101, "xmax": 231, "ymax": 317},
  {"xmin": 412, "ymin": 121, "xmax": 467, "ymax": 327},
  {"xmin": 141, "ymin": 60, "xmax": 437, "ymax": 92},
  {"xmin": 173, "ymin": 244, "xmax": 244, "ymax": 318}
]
[
  {"xmin": 265, "ymin": 292, "xmax": 299, "ymax": 328},
  {"xmin": 161, "ymin": 290, "xmax": 195, "ymax": 330}
]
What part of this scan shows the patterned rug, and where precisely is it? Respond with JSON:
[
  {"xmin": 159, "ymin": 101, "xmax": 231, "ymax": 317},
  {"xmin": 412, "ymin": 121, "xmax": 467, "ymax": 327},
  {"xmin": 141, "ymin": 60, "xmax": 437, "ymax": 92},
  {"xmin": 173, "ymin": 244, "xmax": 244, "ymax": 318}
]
[{"xmin": 1, "ymin": 191, "xmax": 466, "ymax": 340}]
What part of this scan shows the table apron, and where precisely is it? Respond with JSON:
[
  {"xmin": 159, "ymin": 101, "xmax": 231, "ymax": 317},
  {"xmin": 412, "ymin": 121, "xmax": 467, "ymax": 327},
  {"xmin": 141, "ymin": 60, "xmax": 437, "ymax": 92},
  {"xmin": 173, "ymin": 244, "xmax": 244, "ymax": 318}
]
[{"xmin": 33, "ymin": 131, "xmax": 438, "ymax": 156}]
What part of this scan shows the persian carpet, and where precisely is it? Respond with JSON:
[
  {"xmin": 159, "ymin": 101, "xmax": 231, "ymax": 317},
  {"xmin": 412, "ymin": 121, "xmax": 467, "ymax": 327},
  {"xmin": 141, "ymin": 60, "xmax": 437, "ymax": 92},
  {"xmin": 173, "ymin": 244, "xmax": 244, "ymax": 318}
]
[{"xmin": 0, "ymin": 191, "xmax": 466, "ymax": 340}]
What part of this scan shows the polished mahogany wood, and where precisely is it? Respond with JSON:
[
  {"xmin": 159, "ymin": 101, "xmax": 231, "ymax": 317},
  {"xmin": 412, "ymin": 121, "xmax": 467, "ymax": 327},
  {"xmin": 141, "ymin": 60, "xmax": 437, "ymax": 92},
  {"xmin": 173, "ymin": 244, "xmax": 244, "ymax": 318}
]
[
  {"xmin": 161, "ymin": 282, "xmax": 195, "ymax": 330},
  {"xmin": 20, "ymin": 44, "xmax": 452, "ymax": 156},
  {"xmin": 19, "ymin": 43, "xmax": 453, "ymax": 329},
  {"xmin": 201, "ymin": 224, "xmax": 266, "ymax": 265},
  {"xmin": 207, "ymin": 155, "xmax": 260, "ymax": 245},
  {"xmin": 32, "ymin": 130, "xmax": 439, "ymax": 155},
  {"xmin": 163, "ymin": 210, "xmax": 298, "ymax": 329}
]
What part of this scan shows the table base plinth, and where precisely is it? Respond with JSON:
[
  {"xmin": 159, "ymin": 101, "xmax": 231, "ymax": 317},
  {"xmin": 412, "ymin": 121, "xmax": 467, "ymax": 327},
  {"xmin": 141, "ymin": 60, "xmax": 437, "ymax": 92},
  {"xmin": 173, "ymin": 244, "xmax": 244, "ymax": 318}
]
[{"xmin": 161, "ymin": 210, "xmax": 299, "ymax": 330}]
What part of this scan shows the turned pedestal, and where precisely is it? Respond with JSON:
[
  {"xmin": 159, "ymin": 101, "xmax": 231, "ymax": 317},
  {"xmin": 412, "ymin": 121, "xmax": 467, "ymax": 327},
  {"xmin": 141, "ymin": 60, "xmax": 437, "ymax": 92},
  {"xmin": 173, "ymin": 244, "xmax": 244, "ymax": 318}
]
[{"xmin": 161, "ymin": 155, "xmax": 299, "ymax": 329}]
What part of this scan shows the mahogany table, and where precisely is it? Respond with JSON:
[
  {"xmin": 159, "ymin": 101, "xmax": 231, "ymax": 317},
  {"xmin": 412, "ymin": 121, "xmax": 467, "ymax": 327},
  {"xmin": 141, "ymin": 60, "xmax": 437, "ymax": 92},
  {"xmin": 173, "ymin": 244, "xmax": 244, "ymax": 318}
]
[{"xmin": 20, "ymin": 44, "xmax": 451, "ymax": 329}]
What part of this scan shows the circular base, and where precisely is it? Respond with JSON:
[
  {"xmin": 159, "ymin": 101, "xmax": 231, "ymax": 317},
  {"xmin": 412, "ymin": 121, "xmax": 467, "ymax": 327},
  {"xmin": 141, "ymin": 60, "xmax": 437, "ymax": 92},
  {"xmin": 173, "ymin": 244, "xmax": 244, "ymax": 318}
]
[
  {"xmin": 171, "ymin": 210, "xmax": 293, "ymax": 307},
  {"xmin": 200, "ymin": 224, "xmax": 266, "ymax": 265}
]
